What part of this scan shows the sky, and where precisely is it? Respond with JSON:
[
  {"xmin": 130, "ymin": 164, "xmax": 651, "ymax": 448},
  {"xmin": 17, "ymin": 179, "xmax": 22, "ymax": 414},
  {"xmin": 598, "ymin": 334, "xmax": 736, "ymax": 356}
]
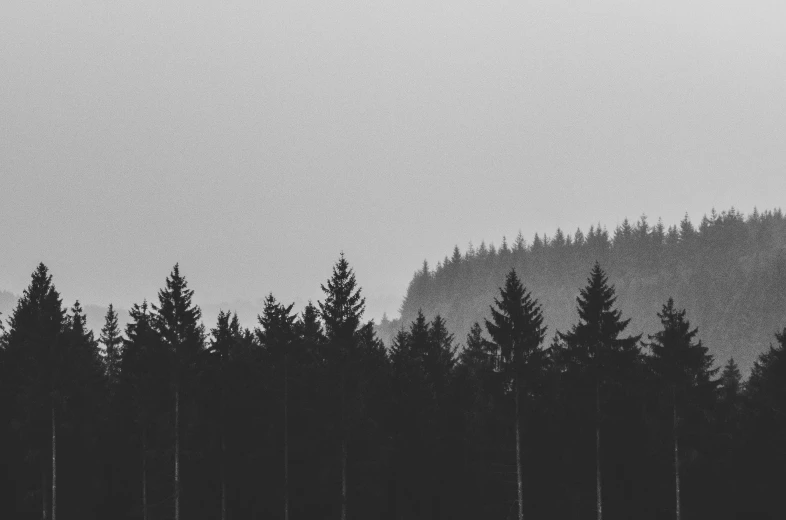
[{"xmin": 2, "ymin": 0, "xmax": 785, "ymax": 328}]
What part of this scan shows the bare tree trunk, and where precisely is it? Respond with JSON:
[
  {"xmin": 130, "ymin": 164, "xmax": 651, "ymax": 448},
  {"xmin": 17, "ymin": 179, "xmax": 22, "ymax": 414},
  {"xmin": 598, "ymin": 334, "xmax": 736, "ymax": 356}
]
[
  {"xmin": 340, "ymin": 368, "xmax": 347, "ymax": 520},
  {"xmin": 515, "ymin": 377, "xmax": 524, "ymax": 520},
  {"xmin": 596, "ymin": 381, "xmax": 602, "ymax": 520},
  {"xmin": 673, "ymin": 388, "xmax": 680, "ymax": 520},
  {"xmin": 175, "ymin": 384, "xmax": 180, "ymax": 520},
  {"xmin": 284, "ymin": 354, "xmax": 289, "ymax": 520},
  {"xmin": 42, "ymin": 463, "xmax": 48, "ymax": 520},
  {"xmin": 142, "ymin": 427, "xmax": 148, "ymax": 520},
  {"xmin": 52, "ymin": 403, "xmax": 56, "ymax": 520},
  {"xmin": 221, "ymin": 434, "xmax": 227, "ymax": 520}
]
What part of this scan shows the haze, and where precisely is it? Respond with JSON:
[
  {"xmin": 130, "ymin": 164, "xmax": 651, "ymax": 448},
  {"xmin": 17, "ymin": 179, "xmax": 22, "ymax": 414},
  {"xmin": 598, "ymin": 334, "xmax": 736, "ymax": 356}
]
[{"xmin": 2, "ymin": 0, "xmax": 785, "ymax": 326}]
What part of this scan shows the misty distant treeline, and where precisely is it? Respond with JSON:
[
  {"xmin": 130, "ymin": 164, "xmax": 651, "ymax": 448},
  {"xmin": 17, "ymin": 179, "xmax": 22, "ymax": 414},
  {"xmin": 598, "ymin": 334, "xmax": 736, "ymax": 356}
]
[
  {"xmin": 386, "ymin": 207, "xmax": 786, "ymax": 374},
  {"xmin": 3, "ymin": 252, "xmax": 786, "ymax": 519}
]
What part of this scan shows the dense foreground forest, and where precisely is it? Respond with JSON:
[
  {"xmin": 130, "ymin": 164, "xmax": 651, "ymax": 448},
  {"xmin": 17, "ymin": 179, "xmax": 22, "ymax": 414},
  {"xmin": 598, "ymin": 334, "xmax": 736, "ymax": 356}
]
[
  {"xmin": 390, "ymin": 208, "xmax": 786, "ymax": 375},
  {"xmin": 2, "ymin": 249, "xmax": 786, "ymax": 519}
]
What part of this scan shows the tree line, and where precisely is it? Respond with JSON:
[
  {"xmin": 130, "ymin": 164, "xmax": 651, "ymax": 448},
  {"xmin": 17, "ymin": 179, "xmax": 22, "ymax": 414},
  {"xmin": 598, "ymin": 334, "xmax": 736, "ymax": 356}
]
[
  {"xmin": 392, "ymin": 207, "xmax": 786, "ymax": 374},
  {"xmin": 1, "ymin": 253, "xmax": 786, "ymax": 519}
]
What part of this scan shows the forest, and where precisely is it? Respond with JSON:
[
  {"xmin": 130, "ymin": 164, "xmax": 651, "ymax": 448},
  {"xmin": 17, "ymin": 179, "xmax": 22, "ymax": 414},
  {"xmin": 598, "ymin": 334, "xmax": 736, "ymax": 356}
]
[
  {"xmin": 388, "ymin": 207, "xmax": 786, "ymax": 375},
  {"xmin": 2, "ymin": 211, "xmax": 786, "ymax": 519}
]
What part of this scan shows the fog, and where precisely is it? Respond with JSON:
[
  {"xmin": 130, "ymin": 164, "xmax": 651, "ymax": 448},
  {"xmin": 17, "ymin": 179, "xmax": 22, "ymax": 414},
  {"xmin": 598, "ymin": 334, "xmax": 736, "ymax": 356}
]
[{"xmin": 2, "ymin": 0, "xmax": 785, "ymax": 323}]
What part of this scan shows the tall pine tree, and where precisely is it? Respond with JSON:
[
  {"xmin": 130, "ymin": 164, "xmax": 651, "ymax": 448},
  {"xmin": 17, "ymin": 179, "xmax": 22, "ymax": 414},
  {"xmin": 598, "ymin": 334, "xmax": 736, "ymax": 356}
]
[
  {"xmin": 152, "ymin": 264, "xmax": 205, "ymax": 520},
  {"xmin": 557, "ymin": 262, "xmax": 641, "ymax": 520},
  {"xmin": 485, "ymin": 269, "xmax": 546, "ymax": 520},
  {"xmin": 100, "ymin": 304, "xmax": 123, "ymax": 388},
  {"xmin": 318, "ymin": 253, "xmax": 365, "ymax": 520},
  {"xmin": 3, "ymin": 264, "xmax": 66, "ymax": 519},
  {"xmin": 647, "ymin": 298, "xmax": 718, "ymax": 520}
]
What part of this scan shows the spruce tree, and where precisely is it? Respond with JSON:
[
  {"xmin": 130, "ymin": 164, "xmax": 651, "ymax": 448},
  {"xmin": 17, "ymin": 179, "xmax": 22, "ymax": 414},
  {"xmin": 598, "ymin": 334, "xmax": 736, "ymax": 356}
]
[
  {"xmin": 209, "ymin": 310, "xmax": 243, "ymax": 520},
  {"xmin": 256, "ymin": 294, "xmax": 297, "ymax": 520},
  {"xmin": 719, "ymin": 358, "xmax": 742, "ymax": 404},
  {"xmin": 117, "ymin": 300, "xmax": 165, "ymax": 520},
  {"xmin": 647, "ymin": 298, "xmax": 718, "ymax": 520},
  {"xmin": 459, "ymin": 322, "xmax": 493, "ymax": 372},
  {"xmin": 152, "ymin": 264, "xmax": 205, "ymax": 520},
  {"xmin": 557, "ymin": 262, "xmax": 641, "ymax": 520},
  {"xmin": 485, "ymin": 269, "xmax": 546, "ymax": 520},
  {"xmin": 318, "ymin": 253, "xmax": 365, "ymax": 520},
  {"xmin": 3, "ymin": 263, "xmax": 66, "ymax": 519},
  {"xmin": 295, "ymin": 301, "xmax": 325, "ymax": 346},
  {"xmin": 100, "ymin": 304, "xmax": 123, "ymax": 387},
  {"xmin": 61, "ymin": 301, "xmax": 105, "ymax": 518}
]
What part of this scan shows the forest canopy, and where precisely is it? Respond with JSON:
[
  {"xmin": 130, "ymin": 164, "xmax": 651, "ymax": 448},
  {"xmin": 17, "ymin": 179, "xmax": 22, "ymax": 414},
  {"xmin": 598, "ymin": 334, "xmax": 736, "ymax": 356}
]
[{"xmin": 388, "ymin": 207, "xmax": 786, "ymax": 375}]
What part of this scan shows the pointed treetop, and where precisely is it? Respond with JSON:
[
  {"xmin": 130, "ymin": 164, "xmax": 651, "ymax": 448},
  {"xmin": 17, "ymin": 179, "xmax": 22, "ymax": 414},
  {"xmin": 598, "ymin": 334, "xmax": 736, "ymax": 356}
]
[
  {"xmin": 319, "ymin": 253, "xmax": 366, "ymax": 342},
  {"xmin": 558, "ymin": 263, "xmax": 641, "ymax": 367},
  {"xmin": 719, "ymin": 357, "xmax": 742, "ymax": 398},
  {"xmin": 210, "ymin": 309, "xmax": 243, "ymax": 361},
  {"xmin": 256, "ymin": 293, "xmax": 297, "ymax": 351},
  {"xmin": 101, "ymin": 303, "xmax": 124, "ymax": 383},
  {"xmin": 451, "ymin": 245, "xmax": 462, "ymax": 265},
  {"xmin": 514, "ymin": 231, "xmax": 526, "ymax": 252},
  {"xmin": 5, "ymin": 262, "xmax": 66, "ymax": 347},
  {"xmin": 153, "ymin": 263, "xmax": 204, "ymax": 352},
  {"xmin": 647, "ymin": 297, "xmax": 716, "ymax": 387},
  {"xmin": 485, "ymin": 269, "xmax": 546, "ymax": 373}
]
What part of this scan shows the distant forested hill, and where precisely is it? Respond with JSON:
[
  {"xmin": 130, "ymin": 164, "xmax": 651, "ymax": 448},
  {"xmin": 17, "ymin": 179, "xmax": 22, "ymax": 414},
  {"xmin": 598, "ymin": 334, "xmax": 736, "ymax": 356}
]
[{"xmin": 384, "ymin": 208, "xmax": 786, "ymax": 374}]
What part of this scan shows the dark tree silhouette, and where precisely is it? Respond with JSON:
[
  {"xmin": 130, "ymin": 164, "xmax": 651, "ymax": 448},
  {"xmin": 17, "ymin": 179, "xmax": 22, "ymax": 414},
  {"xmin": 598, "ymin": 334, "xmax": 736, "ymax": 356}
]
[
  {"xmin": 318, "ymin": 253, "xmax": 365, "ymax": 520},
  {"xmin": 557, "ymin": 262, "xmax": 641, "ymax": 520},
  {"xmin": 647, "ymin": 298, "xmax": 718, "ymax": 520},
  {"xmin": 152, "ymin": 264, "xmax": 205, "ymax": 520},
  {"xmin": 485, "ymin": 269, "xmax": 546, "ymax": 520},
  {"xmin": 100, "ymin": 304, "xmax": 123, "ymax": 387}
]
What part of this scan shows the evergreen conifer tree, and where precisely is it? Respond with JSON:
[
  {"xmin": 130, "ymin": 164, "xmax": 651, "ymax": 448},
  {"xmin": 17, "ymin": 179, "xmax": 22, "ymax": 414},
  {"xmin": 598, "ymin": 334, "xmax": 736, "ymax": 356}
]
[
  {"xmin": 209, "ymin": 310, "xmax": 243, "ymax": 520},
  {"xmin": 647, "ymin": 298, "xmax": 718, "ymax": 520},
  {"xmin": 558, "ymin": 262, "xmax": 641, "ymax": 520},
  {"xmin": 485, "ymin": 269, "xmax": 546, "ymax": 520},
  {"xmin": 318, "ymin": 253, "xmax": 365, "ymax": 520},
  {"xmin": 152, "ymin": 264, "xmax": 205, "ymax": 520},
  {"xmin": 117, "ymin": 300, "xmax": 165, "ymax": 520},
  {"xmin": 3, "ymin": 264, "xmax": 66, "ymax": 519},
  {"xmin": 256, "ymin": 294, "xmax": 297, "ymax": 520},
  {"xmin": 100, "ymin": 304, "xmax": 123, "ymax": 387}
]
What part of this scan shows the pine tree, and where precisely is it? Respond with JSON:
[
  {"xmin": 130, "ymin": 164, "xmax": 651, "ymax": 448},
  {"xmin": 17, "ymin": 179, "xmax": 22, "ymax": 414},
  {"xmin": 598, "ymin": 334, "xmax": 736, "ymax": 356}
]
[
  {"xmin": 100, "ymin": 304, "xmax": 123, "ymax": 387},
  {"xmin": 425, "ymin": 315, "xmax": 456, "ymax": 382},
  {"xmin": 61, "ymin": 301, "xmax": 105, "ymax": 518},
  {"xmin": 318, "ymin": 253, "xmax": 366, "ymax": 520},
  {"xmin": 647, "ymin": 298, "xmax": 718, "ymax": 520},
  {"xmin": 741, "ymin": 329, "xmax": 786, "ymax": 515},
  {"xmin": 256, "ymin": 294, "xmax": 297, "ymax": 520},
  {"xmin": 3, "ymin": 264, "xmax": 66, "ymax": 519},
  {"xmin": 459, "ymin": 322, "xmax": 493, "ymax": 372},
  {"xmin": 152, "ymin": 264, "xmax": 205, "ymax": 520},
  {"xmin": 719, "ymin": 358, "xmax": 742, "ymax": 404},
  {"xmin": 118, "ymin": 300, "xmax": 164, "ymax": 520},
  {"xmin": 558, "ymin": 262, "xmax": 641, "ymax": 520},
  {"xmin": 296, "ymin": 301, "xmax": 325, "ymax": 345},
  {"xmin": 209, "ymin": 310, "xmax": 243, "ymax": 520},
  {"xmin": 485, "ymin": 269, "xmax": 546, "ymax": 520}
]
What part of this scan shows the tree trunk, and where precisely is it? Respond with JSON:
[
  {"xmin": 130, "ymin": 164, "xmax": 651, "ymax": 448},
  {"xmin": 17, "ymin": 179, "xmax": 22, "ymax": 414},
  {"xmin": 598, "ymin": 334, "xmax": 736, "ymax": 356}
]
[
  {"xmin": 595, "ymin": 381, "xmax": 602, "ymax": 520},
  {"xmin": 515, "ymin": 377, "xmax": 524, "ymax": 520},
  {"xmin": 673, "ymin": 389, "xmax": 680, "ymax": 520},
  {"xmin": 51, "ymin": 403, "xmax": 56, "ymax": 520},
  {"xmin": 221, "ymin": 435, "xmax": 226, "ymax": 520},
  {"xmin": 284, "ymin": 354, "xmax": 289, "ymax": 520},
  {"xmin": 175, "ymin": 384, "xmax": 180, "ymax": 520},
  {"xmin": 42, "ymin": 462, "xmax": 48, "ymax": 520},
  {"xmin": 142, "ymin": 427, "xmax": 148, "ymax": 520},
  {"xmin": 340, "ymin": 367, "xmax": 347, "ymax": 520}
]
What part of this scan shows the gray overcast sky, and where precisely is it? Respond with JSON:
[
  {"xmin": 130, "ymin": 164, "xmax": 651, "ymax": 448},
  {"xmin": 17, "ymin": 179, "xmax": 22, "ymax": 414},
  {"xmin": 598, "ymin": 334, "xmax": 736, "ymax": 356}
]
[{"xmin": 2, "ymin": 0, "xmax": 785, "ymax": 324}]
